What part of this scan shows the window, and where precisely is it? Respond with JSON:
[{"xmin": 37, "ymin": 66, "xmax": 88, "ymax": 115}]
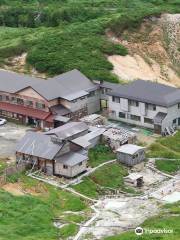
[
  {"xmin": 63, "ymin": 165, "xmax": 68, "ymax": 169},
  {"xmin": 5, "ymin": 96, "xmax": 9, "ymax": 101},
  {"xmin": 144, "ymin": 117, "xmax": 153, "ymax": 124},
  {"xmin": 129, "ymin": 100, "xmax": 139, "ymax": 107},
  {"xmin": 146, "ymin": 103, "xmax": 156, "ymax": 111},
  {"xmin": 0, "ymin": 95, "xmax": 2, "ymax": 101},
  {"xmin": 26, "ymin": 100, "xmax": 33, "ymax": 107},
  {"xmin": 11, "ymin": 97, "xmax": 17, "ymax": 103},
  {"xmin": 17, "ymin": 98, "xmax": 24, "ymax": 105},
  {"xmin": 36, "ymin": 102, "xmax": 45, "ymax": 109},
  {"xmin": 112, "ymin": 96, "xmax": 120, "ymax": 103},
  {"xmin": 119, "ymin": 112, "xmax": 126, "ymax": 118},
  {"xmin": 130, "ymin": 114, "xmax": 141, "ymax": 121},
  {"xmin": 173, "ymin": 119, "xmax": 177, "ymax": 124},
  {"xmin": 101, "ymin": 88, "xmax": 109, "ymax": 94},
  {"xmin": 178, "ymin": 103, "xmax": 180, "ymax": 109},
  {"xmin": 78, "ymin": 162, "xmax": 83, "ymax": 166}
]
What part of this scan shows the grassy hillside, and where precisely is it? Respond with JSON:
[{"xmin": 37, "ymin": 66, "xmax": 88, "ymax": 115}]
[
  {"xmin": 0, "ymin": 0, "xmax": 179, "ymax": 81},
  {"xmin": 148, "ymin": 131, "xmax": 180, "ymax": 173},
  {"xmin": 0, "ymin": 174, "xmax": 89, "ymax": 240}
]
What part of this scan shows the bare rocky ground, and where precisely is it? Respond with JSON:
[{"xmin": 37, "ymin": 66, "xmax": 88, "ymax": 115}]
[
  {"xmin": 107, "ymin": 14, "xmax": 180, "ymax": 87},
  {"xmin": 76, "ymin": 164, "xmax": 180, "ymax": 240},
  {"xmin": 2, "ymin": 53, "xmax": 47, "ymax": 79}
]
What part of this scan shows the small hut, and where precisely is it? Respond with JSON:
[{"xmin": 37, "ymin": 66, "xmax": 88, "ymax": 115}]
[
  {"xmin": 124, "ymin": 173, "xmax": 144, "ymax": 187},
  {"xmin": 116, "ymin": 144, "xmax": 145, "ymax": 166}
]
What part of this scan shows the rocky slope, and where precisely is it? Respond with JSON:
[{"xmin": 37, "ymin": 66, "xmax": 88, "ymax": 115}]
[{"xmin": 108, "ymin": 14, "xmax": 180, "ymax": 87}]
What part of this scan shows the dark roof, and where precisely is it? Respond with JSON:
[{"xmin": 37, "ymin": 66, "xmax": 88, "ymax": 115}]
[
  {"xmin": 0, "ymin": 69, "xmax": 96, "ymax": 101},
  {"xmin": 55, "ymin": 151, "xmax": 88, "ymax": 166},
  {"xmin": 109, "ymin": 80, "xmax": 180, "ymax": 107},
  {"xmin": 100, "ymin": 81, "xmax": 119, "ymax": 90},
  {"xmin": 0, "ymin": 70, "xmax": 43, "ymax": 93},
  {"xmin": 153, "ymin": 112, "xmax": 167, "ymax": 124},
  {"xmin": 16, "ymin": 132, "xmax": 62, "ymax": 160},
  {"xmin": 34, "ymin": 69, "xmax": 96, "ymax": 100},
  {"xmin": 51, "ymin": 104, "xmax": 71, "ymax": 116},
  {"xmin": 45, "ymin": 122, "xmax": 88, "ymax": 139}
]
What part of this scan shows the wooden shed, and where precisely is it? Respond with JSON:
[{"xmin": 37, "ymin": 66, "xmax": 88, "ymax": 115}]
[{"xmin": 116, "ymin": 144, "xmax": 145, "ymax": 166}]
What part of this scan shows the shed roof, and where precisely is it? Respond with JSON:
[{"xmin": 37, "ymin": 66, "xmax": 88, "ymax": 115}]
[
  {"xmin": 45, "ymin": 122, "xmax": 88, "ymax": 139},
  {"xmin": 153, "ymin": 112, "xmax": 167, "ymax": 124},
  {"xmin": 116, "ymin": 144, "xmax": 145, "ymax": 155},
  {"xmin": 54, "ymin": 115, "xmax": 70, "ymax": 123},
  {"xmin": 71, "ymin": 127, "xmax": 106, "ymax": 148},
  {"xmin": 16, "ymin": 132, "xmax": 62, "ymax": 160},
  {"xmin": 55, "ymin": 152, "xmax": 88, "ymax": 166},
  {"xmin": 109, "ymin": 80, "xmax": 180, "ymax": 107},
  {"xmin": 124, "ymin": 173, "xmax": 143, "ymax": 181},
  {"xmin": 50, "ymin": 104, "xmax": 71, "ymax": 116}
]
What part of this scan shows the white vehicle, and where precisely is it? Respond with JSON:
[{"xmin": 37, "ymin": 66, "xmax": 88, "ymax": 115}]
[{"xmin": 0, "ymin": 118, "xmax": 7, "ymax": 126}]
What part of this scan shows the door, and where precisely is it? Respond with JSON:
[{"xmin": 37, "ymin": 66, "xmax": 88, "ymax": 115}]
[{"xmin": 154, "ymin": 124, "xmax": 162, "ymax": 134}]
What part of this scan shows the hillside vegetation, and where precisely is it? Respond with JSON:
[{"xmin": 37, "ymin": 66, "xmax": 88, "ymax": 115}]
[{"xmin": 0, "ymin": 0, "xmax": 179, "ymax": 81}]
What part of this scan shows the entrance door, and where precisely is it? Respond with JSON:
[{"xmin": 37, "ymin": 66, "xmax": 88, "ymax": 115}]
[
  {"xmin": 154, "ymin": 124, "xmax": 162, "ymax": 134},
  {"xmin": 28, "ymin": 117, "xmax": 35, "ymax": 126}
]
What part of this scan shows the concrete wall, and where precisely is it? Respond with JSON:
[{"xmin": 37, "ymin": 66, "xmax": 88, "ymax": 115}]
[
  {"xmin": 108, "ymin": 96, "xmax": 168, "ymax": 129},
  {"xmin": 87, "ymin": 90, "xmax": 101, "ymax": 114}
]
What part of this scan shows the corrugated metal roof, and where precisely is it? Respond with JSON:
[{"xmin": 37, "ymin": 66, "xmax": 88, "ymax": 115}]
[
  {"xmin": 54, "ymin": 115, "xmax": 70, "ymax": 123},
  {"xmin": 71, "ymin": 127, "xmax": 106, "ymax": 148},
  {"xmin": 116, "ymin": 144, "xmax": 145, "ymax": 155},
  {"xmin": 109, "ymin": 80, "xmax": 180, "ymax": 107},
  {"xmin": 16, "ymin": 132, "xmax": 62, "ymax": 159},
  {"xmin": 55, "ymin": 151, "xmax": 88, "ymax": 166},
  {"xmin": 45, "ymin": 122, "xmax": 88, "ymax": 139}
]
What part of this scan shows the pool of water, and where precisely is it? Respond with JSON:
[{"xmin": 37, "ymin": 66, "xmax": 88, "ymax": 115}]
[{"xmin": 162, "ymin": 191, "xmax": 180, "ymax": 203}]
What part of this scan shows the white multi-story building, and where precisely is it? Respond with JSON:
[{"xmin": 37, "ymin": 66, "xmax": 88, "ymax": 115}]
[{"xmin": 108, "ymin": 80, "xmax": 180, "ymax": 134}]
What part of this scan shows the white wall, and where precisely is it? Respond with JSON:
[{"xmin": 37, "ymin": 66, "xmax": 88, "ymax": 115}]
[
  {"xmin": 108, "ymin": 96, "xmax": 168, "ymax": 129},
  {"xmin": 54, "ymin": 160, "xmax": 87, "ymax": 177},
  {"xmin": 162, "ymin": 104, "xmax": 180, "ymax": 131}
]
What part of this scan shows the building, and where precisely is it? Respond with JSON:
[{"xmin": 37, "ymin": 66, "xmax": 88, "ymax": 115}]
[
  {"xmin": 0, "ymin": 69, "xmax": 101, "ymax": 128},
  {"xmin": 15, "ymin": 121, "xmax": 104, "ymax": 177},
  {"xmin": 124, "ymin": 173, "xmax": 144, "ymax": 187},
  {"xmin": 103, "ymin": 127, "xmax": 136, "ymax": 150},
  {"xmin": 108, "ymin": 80, "xmax": 180, "ymax": 134},
  {"xmin": 116, "ymin": 144, "xmax": 145, "ymax": 166},
  {"xmin": 16, "ymin": 122, "xmax": 89, "ymax": 177}
]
